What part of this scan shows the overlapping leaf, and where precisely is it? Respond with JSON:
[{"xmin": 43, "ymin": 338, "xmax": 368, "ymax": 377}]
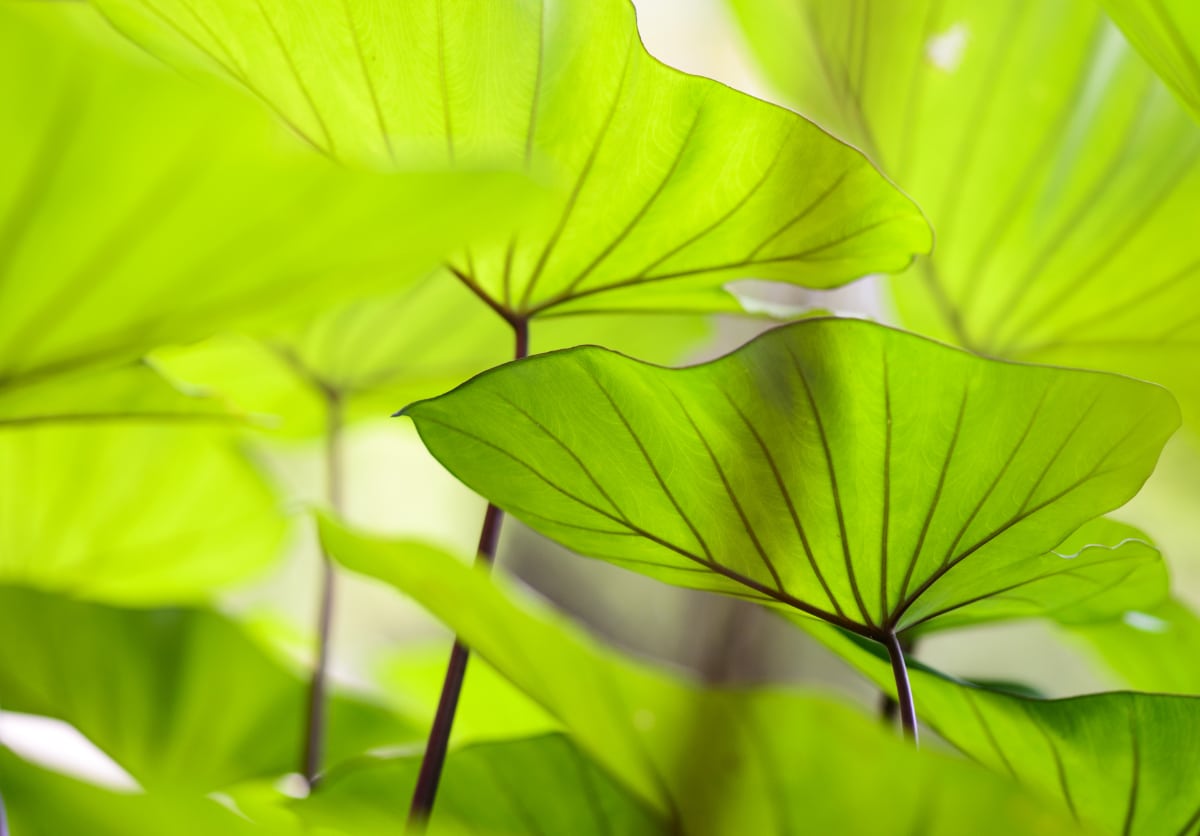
[
  {"xmin": 1064, "ymin": 597, "xmax": 1200, "ymax": 694},
  {"xmin": 0, "ymin": 2, "xmax": 535, "ymax": 422},
  {"xmin": 319, "ymin": 519, "xmax": 1091, "ymax": 835},
  {"xmin": 729, "ymin": 0, "xmax": 1200, "ymax": 422},
  {"xmin": 0, "ymin": 587, "xmax": 419, "ymax": 791},
  {"xmin": 807, "ymin": 624, "xmax": 1200, "ymax": 836},
  {"xmin": 400, "ymin": 319, "xmax": 1177, "ymax": 639},
  {"xmin": 1101, "ymin": 0, "xmax": 1200, "ymax": 122},
  {"xmin": 95, "ymin": 0, "xmax": 931, "ymax": 320},
  {"xmin": 0, "ymin": 425, "xmax": 287, "ymax": 602}
]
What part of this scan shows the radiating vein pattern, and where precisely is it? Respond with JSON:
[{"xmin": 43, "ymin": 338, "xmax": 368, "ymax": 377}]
[
  {"xmin": 96, "ymin": 0, "xmax": 931, "ymax": 319},
  {"xmin": 403, "ymin": 318, "xmax": 1178, "ymax": 637}
]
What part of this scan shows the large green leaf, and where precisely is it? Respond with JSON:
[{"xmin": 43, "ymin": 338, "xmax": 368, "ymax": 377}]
[
  {"xmin": 1101, "ymin": 0, "xmax": 1200, "ymax": 122},
  {"xmin": 319, "ymin": 519, "xmax": 1090, "ymax": 835},
  {"xmin": 807, "ymin": 624, "xmax": 1200, "ymax": 836},
  {"xmin": 0, "ymin": 586, "xmax": 419, "ymax": 791},
  {"xmin": 728, "ymin": 0, "xmax": 1200, "ymax": 422},
  {"xmin": 0, "ymin": 2, "xmax": 534, "ymax": 415},
  {"xmin": 400, "ymin": 319, "xmax": 1177, "ymax": 640},
  {"xmin": 0, "ymin": 425, "xmax": 286, "ymax": 602},
  {"xmin": 0, "ymin": 747, "xmax": 286, "ymax": 836},
  {"xmin": 95, "ymin": 0, "xmax": 931, "ymax": 321},
  {"xmin": 299, "ymin": 734, "xmax": 665, "ymax": 835}
]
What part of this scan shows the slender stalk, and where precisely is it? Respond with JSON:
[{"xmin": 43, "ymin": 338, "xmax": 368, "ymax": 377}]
[
  {"xmin": 0, "ymin": 786, "xmax": 8, "ymax": 836},
  {"xmin": 884, "ymin": 631, "xmax": 918, "ymax": 745},
  {"xmin": 407, "ymin": 318, "xmax": 529, "ymax": 830},
  {"xmin": 301, "ymin": 391, "xmax": 344, "ymax": 787},
  {"xmin": 878, "ymin": 635, "xmax": 916, "ymax": 725}
]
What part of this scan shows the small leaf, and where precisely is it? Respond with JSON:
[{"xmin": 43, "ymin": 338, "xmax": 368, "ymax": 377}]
[
  {"xmin": 401, "ymin": 318, "xmax": 1177, "ymax": 639},
  {"xmin": 729, "ymin": 0, "xmax": 1200, "ymax": 424},
  {"xmin": 1100, "ymin": 0, "xmax": 1200, "ymax": 122},
  {"xmin": 0, "ymin": 425, "xmax": 287, "ymax": 602},
  {"xmin": 298, "ymin": 734, "xmax": 665, "ymax": 835},
  {"xmin": 808, "ymin": 624, "xmax": 1200, "ymax": 836},
  {"xmin": 0, "ymin": 3, "xmax": 536, "ymax": 409},
  {"xmin": 320, "ymin": 518, "xmax": 1091, "ymax": 835},
  {"xmin": 95, "ymin": 0, "xmax": 931, "ymax": 319},
  {"xmin": 0, "ymin": 586, "xmax": 419, "ymax": 791}
]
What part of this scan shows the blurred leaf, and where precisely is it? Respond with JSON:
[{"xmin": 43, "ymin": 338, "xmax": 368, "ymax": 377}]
[
  {"xmin": 0, "ymin": 586, "xmax": 419, "ymax": 792},
  {"xmin": 1101, "ymin": 0, "xmax": 1200, "ymax": 122},
  {"xmin": 320, "ymin": 518, "xmax": 1091, "ymax": 835},
  {"xmin": 95, "ymin": 0, "xmax": 930, "ymax": 321},
  {"xmin": 154, "ymin": 276, "xmax": 712, "ymax": 437},
  {"xmin": 299, "ymin": 734, "xmax": 665, "ymax": 835},
  {"xmin": 807, "ymin": 624, "xmax": 1200, "ymax": 836},
  {"xmin": 400, "ymin": 318, "xmax": 1176, "ymax": 638},
  {"xmin": 0, "ymin": 747, "xmax": 285, "ymax": 836},
  {"xmin": 0, "ymin": 425, "xmax": 286, "ymax": 602},
  {"xmin": 1063, "ymin": 597, "xmax": 1200, "ymax": 694},
  {"xmin": 0, "ymin": 361, "xmax": 242, "ymax": 428},
  {"xmin": 0, "ymin": 2, "xmax": 536, "ymax": 417},
  {"xmin": 728, "ymin": 0, "xmax": 1200, "ymax": 424}
]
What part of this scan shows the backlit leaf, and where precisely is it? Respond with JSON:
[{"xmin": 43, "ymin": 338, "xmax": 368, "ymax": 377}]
[{"xmin": 1100, "ymin": 0, "xmax": 1200, "ymax": 122}]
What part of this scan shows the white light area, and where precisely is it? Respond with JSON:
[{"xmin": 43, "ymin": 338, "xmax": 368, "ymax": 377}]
[
  {"xmin": 926, "ymin": 23, "xmax": 969, "ymax": 72},
  {"xmin": 0, "ymin": 712, "xmax": 139, "ymax": 791},
  {"xmin": 1123, "ymin": 610, "xmax": 1170, "ymax": 633}
]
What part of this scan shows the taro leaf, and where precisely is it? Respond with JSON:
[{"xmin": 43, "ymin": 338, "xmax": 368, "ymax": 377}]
[
  {"xmin": 319, "ymin": 519, "xmax": 1090, "ymax": 836},
  {"xmin": 0, "ymin": 424, "xmax": 287, "ymax": 602},
  {"xmin": 0, "ymin": 747, "xmax": 289, "ymax": 836},
  {"xmin": 0, "ymin": 361, "xmax": 240, "ymax": 428},
  {"xmin": 1100, "ymin": 0, "xmax": 1200, "ymax": 122},
  {"xmin": 1063, "ymin": 597, "xmax": 1200, "ymax": 694},
  {"xmin": 298, "ymin": 734, "xmax": 665, "ymax": 835},
  {"xmin": 728, "ymin": 0, "xmax": 1200, "ymax": 423},
  {"xmin": 0, "ymin": 586, "xmax": 419, "ymax": 792},
  {"xmin": 400, "ymin": 318, "xmax": 1177, "ymax": 640},
  {"xmin": 153, "ymin": 275, "xmax": 711, "ymax": 438},
  {"xmin": 806, "ymin": 624, "xmax": 1200, "ymax": 836},
  {"xmin": 94, "ymin": 0, "xmax": 931, "ymax": 321},
  {"xmin": 0, "ymin": 2, "xmax": 535, "ymax": 413}
]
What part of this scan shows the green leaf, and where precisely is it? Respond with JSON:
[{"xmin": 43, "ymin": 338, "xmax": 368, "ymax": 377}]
[
  {"xmin": 1100, "ymin": 0, "xmax": 1200, "ymax": 122},
  {"xmin": 298, "ymin": 734, "xmax": 665, "ymax": 835},
  {"xmin": 0, "ymin": 747, "xmax": 286, "ymax": 836},
  {"xmin": 0, "ymin": 2, "xmax": 535, "ymax": 410},
  {"xmin": 94, "ymin": 0, "xmax": 931, "ymax": 320},
  {"xmin": 0, "ymin": 586, "xmax": 419, "ymax": 791},
  {"xmin": 400, "ymin": 318, "xmax": 1177, "ymax": 638},
  {"xmin": 0, "ymin": 425, "xmax": 286, "ymax": 602},
  {"xmin": 319, "ymin": 518, "xmax": 1091, "ymax": 835},
  {"xmin": 0, "ymin": 361, "xmax": 241, "ymax": 428},
  {"xmin": 728, "ymin": 0, "xmax": 1200, "ymax": 423},
  {"xmin": 153, "ymin": 275, "xmax": 712, "ymax": 438},
  {"xmin": 807, "ymin": 624, "xmax": 1200, "ymax": 836},
  {"xmin": 1063, "ymin": 597, "xmax": 1200, "ymax": 694}
]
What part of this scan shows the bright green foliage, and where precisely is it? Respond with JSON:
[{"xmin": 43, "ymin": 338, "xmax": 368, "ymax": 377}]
[
  {"xmin": 300, "ymin": 734, "xmax": 665, "ymax": 835},
  {"xmin": 0, "ymin": 2, "xmax": 535, "ymax": 423},
  {"xmin": 0, "ymin": 587, "xmax": 419, "ymax": 791},
  {"xmin": 154, "ymin": 276, "xmax": 711, "ymax": 438},
  {"xmin": 320, "ymin": 519, "xmax": 1091, "ymax": 835},
  {"xmin": 0, "ymin": 747, "xmax": 286, "ymax": 836},
  {"xmin": 400, "ymin": 319, "xmax": 1177, "ymax": 637},
  {"xmin": 1101, "ymin": 0, "xmax": 1200, "ymax": 122},
  {"xmin": 728, "ymin": 0, "xmax": 1200, "ymax": 423},
  {"xmin": 0, "ymin": 425, "xmax": 286, "ymax": 602},
  {"xmin": 808, "ymin": 625, "xmax": 1200, "ymax": 836},
  {"xmin": 0, "ymin": 587, "xmax": 420, "ymax": 786},
  {"xmin": 1065, "ymin": 597, "xmax": 1200, "ymax": 693},
  {"xmin": 94, "ymin": 0, "xmax": 931, "ymax": 320}
]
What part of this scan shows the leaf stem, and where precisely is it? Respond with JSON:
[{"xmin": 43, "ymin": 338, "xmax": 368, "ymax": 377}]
[
  {"xmin": 884, "ymin": 631, "xmax": 918, "ymax": 745},
  {"xmin": 0, "ymin": 785, "xmax": 8, "ymax": 836},
  {"xmin": 302, "ymin": 390, "xmax": 343, "ymax": 787},
  {"xmin": 407, "ymin": 318, "xmax": 529, "ymax": 830},
  {"xmin": 878, "ymin": 635, "xmax": 916, "ymax": 727}
]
